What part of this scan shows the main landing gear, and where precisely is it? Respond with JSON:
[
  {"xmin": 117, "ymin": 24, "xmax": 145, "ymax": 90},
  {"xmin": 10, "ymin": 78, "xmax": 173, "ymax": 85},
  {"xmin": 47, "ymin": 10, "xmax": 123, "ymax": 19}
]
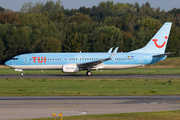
[
  {"xmin": 20, "ymin": 72, "xmax": 24, "ymax": 76},
  {"xmin": 86, "ymin": 71, "xmax": 92, "ymax": 76}
]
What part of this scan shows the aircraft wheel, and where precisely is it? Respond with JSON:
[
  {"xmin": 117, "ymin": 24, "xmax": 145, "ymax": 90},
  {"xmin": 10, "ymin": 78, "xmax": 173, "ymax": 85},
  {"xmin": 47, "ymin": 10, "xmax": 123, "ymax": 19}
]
[
  {"xmin": 20, "ymin": 73, "xmax": 24, "ymax": 76},
  {"xmin": 86, "ymin": 71, "xmax": 92, "ymax": 76}
]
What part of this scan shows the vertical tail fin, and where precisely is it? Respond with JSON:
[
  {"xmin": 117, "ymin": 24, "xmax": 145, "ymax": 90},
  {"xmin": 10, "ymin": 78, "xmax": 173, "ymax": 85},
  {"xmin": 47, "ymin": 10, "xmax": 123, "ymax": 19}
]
[{"xmin": 130, "ymin": 22, "xmax": 172, "ymax": 54}]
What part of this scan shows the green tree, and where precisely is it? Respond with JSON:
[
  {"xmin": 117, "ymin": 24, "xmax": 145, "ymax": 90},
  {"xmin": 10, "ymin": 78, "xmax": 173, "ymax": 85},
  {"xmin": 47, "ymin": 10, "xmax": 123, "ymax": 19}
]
[
  {"xmin": 82, "ymin": 34, "xmax": 89, "ymax": 52},
  {"xmin": 50, "ymin": 12, "xmax": 66, "ymax": 23},
  {"xmin": 92, "ymin": 26, "xmax": 121, "ymax": 52},
  {"xmin": 42, "ymin": 0, "xmax": 55, "ymax": 12},
  {"xmin": 63, "ymin": 33, "xmax": 82, "ymax": 52},
  {"xmin": 98, "ymin": 1, "xmax": 115, "ymax": 11},
  {"xmin": 0, "ymin": 39, "xmax": 5, "ymax": 63},
  {"xmin": 19, "ymin": 13, "xmax": 49, "ymax": 25},
  {"xmin": 4, "ymin": 25, "xmax": 32, "ymax": 60},
  {"xmin": 33, "ymin": 2, "xmax": 44, "ymax": 13},
  {"xmin": 0, "ymin": 6, "xmax": 5, "ymax": 12},
  {"xmin": 31, "ymin": 37, "xmax": 62, "ymax": 52},
  {"xmin": 70, "ymin": 13, "xmax": 92, "ymax": 24},
  {"xmin": 54, "ymin": 0, "xmax": 62, "ymax": 12},
  {"xmin": 79, "ymin": 7, "xmax": 91, "ymax": 15}
]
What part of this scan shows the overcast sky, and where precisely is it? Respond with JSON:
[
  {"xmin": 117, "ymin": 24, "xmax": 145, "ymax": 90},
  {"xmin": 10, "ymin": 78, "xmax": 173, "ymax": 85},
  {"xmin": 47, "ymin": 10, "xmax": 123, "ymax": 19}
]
[{"xmin": 0, "ymin": 0, "xmax": 180, "ymax": 12}]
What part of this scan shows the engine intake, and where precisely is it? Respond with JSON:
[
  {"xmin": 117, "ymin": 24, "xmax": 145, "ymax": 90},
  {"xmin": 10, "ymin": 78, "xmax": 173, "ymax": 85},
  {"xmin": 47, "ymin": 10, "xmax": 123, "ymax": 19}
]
[{"xmin": 62, "ymin": 64, "xmax": 79, "ymax": 73}]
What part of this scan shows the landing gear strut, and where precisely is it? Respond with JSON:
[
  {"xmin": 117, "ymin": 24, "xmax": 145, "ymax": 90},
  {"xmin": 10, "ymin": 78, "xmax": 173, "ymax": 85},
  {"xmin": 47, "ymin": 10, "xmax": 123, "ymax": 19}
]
[
  {"xmin": 20, "ymin": 72, "xmax": 24, "ymax": 76},
  {"xmin": 86, "ymin": 71, "xmax": 92, "ymax": 76}
]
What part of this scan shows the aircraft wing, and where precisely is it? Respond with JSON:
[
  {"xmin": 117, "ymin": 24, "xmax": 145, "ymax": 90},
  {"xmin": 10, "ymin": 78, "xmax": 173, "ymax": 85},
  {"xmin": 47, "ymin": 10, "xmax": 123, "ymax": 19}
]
[
  {"xmin": 78, "ymin": 58, "xmax": 111, "ymax": 68},
  {"xmin": 78, "ymin": 47, "xmax": 118, "ymax": 69}
]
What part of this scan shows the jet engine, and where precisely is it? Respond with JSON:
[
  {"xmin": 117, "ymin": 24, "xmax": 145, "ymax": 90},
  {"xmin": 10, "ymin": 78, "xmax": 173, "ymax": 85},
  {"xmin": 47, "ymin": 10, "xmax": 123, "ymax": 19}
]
[{"xmin": 62, "ymin": 64, "xmax": 79, "ymax": 73}]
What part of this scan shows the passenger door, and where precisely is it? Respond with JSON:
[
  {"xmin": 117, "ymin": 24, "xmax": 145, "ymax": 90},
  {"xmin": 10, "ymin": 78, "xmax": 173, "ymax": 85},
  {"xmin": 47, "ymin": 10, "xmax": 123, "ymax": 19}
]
[
  {"xmin": 139, "ymin": 55, "xmax": 143, "ymax": 64},
  {"xmin": 24, "ymin": 56, "xmax": 29, "ymax": 64}
]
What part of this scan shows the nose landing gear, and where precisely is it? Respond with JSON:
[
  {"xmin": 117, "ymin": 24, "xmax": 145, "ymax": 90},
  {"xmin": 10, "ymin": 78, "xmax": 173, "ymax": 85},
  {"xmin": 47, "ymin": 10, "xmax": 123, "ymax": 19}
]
[{"xmin": 20, "ymin": 72, "xmax": 24, "ymax": 76}]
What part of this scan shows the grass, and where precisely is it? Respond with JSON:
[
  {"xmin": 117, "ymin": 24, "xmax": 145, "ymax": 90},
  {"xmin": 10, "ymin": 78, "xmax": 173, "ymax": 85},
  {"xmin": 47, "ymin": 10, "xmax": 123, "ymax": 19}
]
[
  {"xmin": 25, "ymin": 110, "xmax": 180, "ymax": 120},
  {"xmin": 1, "ymin": 78, "xmax": 180, "ymax": 96}
]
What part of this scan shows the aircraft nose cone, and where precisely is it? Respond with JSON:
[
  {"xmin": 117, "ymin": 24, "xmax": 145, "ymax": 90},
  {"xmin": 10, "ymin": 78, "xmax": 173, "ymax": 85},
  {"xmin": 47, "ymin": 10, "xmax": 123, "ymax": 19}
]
[{"xmin": 5, "ymin": 60, "xmax": 11, "ymax": 66}]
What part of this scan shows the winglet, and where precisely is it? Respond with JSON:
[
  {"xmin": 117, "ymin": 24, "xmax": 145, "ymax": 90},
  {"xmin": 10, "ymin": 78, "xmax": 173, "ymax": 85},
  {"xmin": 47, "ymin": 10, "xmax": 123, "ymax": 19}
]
[
  {"xmin": 112, "ymin": 47, "xmax": 118, "ymax": 56},
  {"xmin": 109, "ymin": 47, "xmax": 118, "ymax": 63},
  {"xmin": 108, "ymin": 47, "xmax": 113, "ymax": 53}
]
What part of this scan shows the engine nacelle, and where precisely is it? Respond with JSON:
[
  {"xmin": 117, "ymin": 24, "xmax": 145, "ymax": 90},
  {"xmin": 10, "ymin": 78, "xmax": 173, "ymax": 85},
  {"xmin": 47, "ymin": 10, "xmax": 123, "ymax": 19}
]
[{"xmin": 62, "ymin": 64, "xmax": 79, "ymax": 73}]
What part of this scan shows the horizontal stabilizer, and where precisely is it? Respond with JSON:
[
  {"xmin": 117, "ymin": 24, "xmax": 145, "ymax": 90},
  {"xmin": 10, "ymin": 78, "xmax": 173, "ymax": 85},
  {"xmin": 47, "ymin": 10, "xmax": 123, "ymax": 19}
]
[{"xmin": 153, "ymin": 52, "xmax": 174, "ymax": 57}]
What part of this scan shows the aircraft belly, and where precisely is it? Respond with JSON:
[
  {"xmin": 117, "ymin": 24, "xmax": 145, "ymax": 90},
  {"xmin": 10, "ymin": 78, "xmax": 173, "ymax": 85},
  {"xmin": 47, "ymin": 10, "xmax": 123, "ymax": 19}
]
[
  {"xmin": 9, "ymin": 64, "xmax": 143, "ymax": 70},
  {"xmin": 8, "ymin": 65, "xmax": 63, "ymax": 70},
  {"xmin": 102, "ymin": 65, "xmax": 143, "ymax": 69}
]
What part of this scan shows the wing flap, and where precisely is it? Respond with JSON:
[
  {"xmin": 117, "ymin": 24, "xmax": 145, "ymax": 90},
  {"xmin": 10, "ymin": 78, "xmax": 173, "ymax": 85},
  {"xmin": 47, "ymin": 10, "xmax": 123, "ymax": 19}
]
[{"xmin": 78, "ymin": 58, "xmax": 111, "ymax": 68}]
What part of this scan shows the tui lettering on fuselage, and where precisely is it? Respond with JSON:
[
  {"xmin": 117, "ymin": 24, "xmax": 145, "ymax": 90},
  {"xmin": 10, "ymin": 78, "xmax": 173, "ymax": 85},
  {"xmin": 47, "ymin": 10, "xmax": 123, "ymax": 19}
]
[{"xmin": 32, "ymin": 57, "xmax": 46, "ymax": 63}]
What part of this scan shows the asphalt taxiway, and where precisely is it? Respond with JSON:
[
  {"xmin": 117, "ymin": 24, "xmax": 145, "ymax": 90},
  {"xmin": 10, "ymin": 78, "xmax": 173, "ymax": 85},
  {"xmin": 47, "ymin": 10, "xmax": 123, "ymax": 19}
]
[
  {"xmin": 1, "ymin": 74, "xmax": 180, "ymax": 79},
  {"xmin": 0, "ymin": 96, "xmax": 180, "ymax": 120}
]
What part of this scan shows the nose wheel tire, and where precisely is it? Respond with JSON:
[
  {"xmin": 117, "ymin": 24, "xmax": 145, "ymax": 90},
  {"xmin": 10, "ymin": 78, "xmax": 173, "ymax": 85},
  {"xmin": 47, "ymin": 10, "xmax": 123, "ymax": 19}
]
[
  {"xmin": 20, "ymin": 73, "xmax": 24, "ymax": 76},
  {"xmin": 86, "ymin": 71, "xmax": 92, "ymax": 76}
]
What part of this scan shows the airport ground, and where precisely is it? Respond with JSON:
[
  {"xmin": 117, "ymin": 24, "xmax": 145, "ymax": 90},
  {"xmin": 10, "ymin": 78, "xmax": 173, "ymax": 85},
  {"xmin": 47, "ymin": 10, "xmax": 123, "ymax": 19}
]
[
  {"xmin": 1, "ymin": 96, "xmax": 180, "ymax": 120},
  {"xmin": 0, "ymin": 77, "xmax": 180, "ymax": 120}
]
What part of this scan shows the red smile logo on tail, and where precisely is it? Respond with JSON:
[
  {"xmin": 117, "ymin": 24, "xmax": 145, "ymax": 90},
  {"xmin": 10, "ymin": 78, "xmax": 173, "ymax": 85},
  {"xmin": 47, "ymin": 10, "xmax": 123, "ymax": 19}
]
[{"xmin": 152, "ymin": 39, "xmax": 166, "ymax": 48}]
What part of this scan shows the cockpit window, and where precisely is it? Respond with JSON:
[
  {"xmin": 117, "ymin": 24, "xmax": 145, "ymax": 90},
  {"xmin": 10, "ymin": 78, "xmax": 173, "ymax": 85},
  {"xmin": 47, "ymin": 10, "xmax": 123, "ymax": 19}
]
[{"xmin": 13, "ymin": 58, "xmax": 18, "ymax": 60}]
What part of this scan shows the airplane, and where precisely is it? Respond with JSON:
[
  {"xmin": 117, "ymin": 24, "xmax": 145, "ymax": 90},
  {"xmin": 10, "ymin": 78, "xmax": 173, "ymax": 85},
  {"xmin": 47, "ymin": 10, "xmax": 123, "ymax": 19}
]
[{"xmin": 5, "ymin": 22, "xmax": 172, "ymax": 76}]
